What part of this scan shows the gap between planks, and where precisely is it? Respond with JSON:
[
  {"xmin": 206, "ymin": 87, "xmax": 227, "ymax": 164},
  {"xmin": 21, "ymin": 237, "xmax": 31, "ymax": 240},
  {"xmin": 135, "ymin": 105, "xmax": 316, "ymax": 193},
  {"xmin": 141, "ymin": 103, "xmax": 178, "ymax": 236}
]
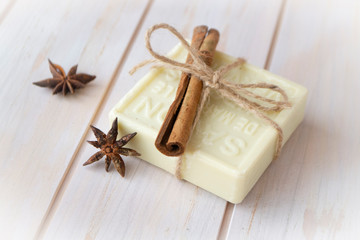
[
  {"xmin": 264, "ymin": 0, "xmax": 288, "ymax": 69},
  {"xmin": 217, "ymin": 202, "xmax": 235, "ymax": 240},
  {"xmin": 0, "ymin": 0, "xmax": 17, "ymax": 25},
  {"xmin": 217, "ymin": 0, "xmax": 288, "ymax": 238},
  {"xmin": 34, "ymin": 1, "xmax": 154, "ymax": 239}
]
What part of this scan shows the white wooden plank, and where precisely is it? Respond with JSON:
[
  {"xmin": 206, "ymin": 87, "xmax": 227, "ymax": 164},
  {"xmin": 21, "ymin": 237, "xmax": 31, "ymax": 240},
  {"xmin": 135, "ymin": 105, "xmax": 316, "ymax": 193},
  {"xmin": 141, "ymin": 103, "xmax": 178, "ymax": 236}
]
[
  {"xmin": 0, "ymin": 0, "xmax": 149, "ymax": 239},
  {"xmin": 41, "ymin": 0, "xmax": 285, "ymax": 239},
  {"xmin": 227, "ymin": 0, "xmax": 360, "ymax": 239}
]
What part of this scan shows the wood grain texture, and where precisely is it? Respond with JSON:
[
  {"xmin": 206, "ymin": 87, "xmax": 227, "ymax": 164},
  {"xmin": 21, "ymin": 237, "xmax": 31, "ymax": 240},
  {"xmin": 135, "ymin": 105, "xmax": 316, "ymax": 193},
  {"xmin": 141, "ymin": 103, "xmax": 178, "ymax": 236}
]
[
  {"xmin": 40, "ymin": 0, "xmax": 284, "ymax": 239},
  {"xmin": 0, "ymin": 0, "xmax": 15, "ymax": 25},
  {"xmin": 0, "ymin": 0, "xmax": 149, "ymax": 239},
  {"xmin": 227, "ymin": 0, "xmax": 360, "ymax": 239},
  {"xmin": 6, "ymin": 0, "xmax": 358, "ymax": 239}
]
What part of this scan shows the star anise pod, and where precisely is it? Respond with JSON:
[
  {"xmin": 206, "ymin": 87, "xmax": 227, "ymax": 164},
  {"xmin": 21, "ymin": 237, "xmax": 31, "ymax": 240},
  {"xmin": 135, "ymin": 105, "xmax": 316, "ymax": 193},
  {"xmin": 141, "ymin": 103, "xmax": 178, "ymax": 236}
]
[
  {"xmin": 33, "ymin": 59, "xmax": 96, "ymax": 95},
  {"xmin": 83, "ymin": 118, "xmax": 140, "ymax": 177}
]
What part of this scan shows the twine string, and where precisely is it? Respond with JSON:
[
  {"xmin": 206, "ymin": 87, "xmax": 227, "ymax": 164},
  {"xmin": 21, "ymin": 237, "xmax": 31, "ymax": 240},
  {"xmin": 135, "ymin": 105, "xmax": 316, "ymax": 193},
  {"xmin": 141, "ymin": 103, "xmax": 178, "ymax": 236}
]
[{"xmin": 130, "ymin": 23, "xmax": 292, "ymax": 180}]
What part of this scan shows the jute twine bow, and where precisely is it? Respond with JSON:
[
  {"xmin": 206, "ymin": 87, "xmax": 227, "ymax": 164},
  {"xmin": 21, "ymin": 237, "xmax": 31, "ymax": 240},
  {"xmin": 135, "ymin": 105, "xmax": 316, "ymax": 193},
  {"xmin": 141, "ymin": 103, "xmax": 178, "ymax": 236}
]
[{"xmin": 130, "ymin": 23, "xmax": 291, "ymax": 179}]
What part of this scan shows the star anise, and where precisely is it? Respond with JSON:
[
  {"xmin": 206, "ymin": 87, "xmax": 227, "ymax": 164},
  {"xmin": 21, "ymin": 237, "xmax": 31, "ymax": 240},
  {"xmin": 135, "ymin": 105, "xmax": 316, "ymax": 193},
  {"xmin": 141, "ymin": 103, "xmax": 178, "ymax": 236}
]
[
  {"xmin": 33, "ymin": 59, "xmax": 95, "ymax": 95},
  {"xmin": 83, "ymin": 118, "xmax": 140, "ymax": 177}
]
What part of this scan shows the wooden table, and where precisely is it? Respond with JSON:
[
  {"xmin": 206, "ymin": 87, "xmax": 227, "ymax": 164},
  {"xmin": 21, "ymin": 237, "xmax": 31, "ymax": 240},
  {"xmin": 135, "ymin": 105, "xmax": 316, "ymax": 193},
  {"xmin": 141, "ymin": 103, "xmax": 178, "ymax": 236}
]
[{"xmin": 1, "ymin": 0, "xmax": 359, "ymax": 239}]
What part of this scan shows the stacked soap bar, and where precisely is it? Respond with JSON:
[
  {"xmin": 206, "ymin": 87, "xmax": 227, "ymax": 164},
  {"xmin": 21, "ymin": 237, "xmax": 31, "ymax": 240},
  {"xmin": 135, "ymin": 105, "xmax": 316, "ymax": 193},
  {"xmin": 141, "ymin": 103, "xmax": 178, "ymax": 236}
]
[{"xmin": 110, "ymin": 44, "xmax": 307, "ymax": 203}]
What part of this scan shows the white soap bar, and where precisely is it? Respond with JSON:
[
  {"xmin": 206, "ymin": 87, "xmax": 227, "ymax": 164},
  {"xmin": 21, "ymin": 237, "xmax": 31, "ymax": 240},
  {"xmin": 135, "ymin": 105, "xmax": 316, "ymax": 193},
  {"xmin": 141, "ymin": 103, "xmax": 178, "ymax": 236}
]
[{"xmin": 110, "ymin": 44, "xmax": 307, "ymax": 203}]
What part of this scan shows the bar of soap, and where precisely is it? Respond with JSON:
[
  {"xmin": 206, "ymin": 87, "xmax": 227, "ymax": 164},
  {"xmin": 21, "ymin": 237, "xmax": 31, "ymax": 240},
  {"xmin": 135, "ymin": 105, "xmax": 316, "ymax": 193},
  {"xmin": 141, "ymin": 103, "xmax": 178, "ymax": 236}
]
[{"xmin": 110, "ymin": 44, "xmax": 307, "ymax": 203}]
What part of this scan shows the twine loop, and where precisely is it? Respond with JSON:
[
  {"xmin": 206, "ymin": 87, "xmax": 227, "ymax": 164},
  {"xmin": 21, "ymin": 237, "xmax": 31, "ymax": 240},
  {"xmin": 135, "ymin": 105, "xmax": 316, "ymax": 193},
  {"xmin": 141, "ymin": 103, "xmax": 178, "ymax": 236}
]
[{"xmin": 130, "ymin": 24, "xmax": 292, "ymax": 179}]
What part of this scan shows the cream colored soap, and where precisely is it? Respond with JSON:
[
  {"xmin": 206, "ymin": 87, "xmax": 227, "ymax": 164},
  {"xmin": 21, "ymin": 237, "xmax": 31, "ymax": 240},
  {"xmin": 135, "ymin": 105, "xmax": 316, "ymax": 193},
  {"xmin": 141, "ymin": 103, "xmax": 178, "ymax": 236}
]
[{"xmin": 110, "ymin": 44, "xmax": 307, "ymax": 203}]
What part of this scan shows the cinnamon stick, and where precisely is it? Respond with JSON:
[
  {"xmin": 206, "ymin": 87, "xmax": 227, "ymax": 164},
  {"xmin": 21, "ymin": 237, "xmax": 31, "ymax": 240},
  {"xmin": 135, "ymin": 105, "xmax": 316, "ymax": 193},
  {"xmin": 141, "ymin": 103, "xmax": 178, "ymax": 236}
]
[
  {"xmin": 155, "ymin": 25, "xmax": 208, "ymax": 156},
  {"xmin": 155, "ymin": 27, "xmax": 220, "ymax": 156}
]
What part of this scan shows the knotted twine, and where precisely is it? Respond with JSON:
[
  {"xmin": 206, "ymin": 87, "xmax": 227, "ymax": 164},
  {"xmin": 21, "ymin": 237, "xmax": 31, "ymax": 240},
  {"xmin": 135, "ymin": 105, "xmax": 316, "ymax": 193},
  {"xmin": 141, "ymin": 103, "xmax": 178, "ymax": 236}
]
[{"xmin": 130, "ymin": 23, "xmax": 291, "ymax": 179}]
